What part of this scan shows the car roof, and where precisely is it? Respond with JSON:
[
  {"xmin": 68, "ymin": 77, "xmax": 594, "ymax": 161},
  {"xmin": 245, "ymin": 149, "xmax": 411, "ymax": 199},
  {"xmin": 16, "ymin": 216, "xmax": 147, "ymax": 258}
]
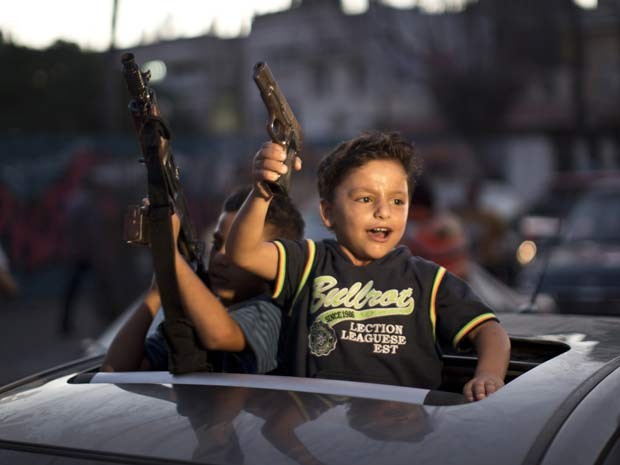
[{"xmin": 1, "ymin": 313, "xmax": 620, "ymax": 465}]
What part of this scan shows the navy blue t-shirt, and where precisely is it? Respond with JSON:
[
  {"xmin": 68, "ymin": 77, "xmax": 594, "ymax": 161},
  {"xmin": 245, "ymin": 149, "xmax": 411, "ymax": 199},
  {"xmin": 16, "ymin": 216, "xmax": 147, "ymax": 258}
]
[{"xmin": 271, "ymin": 239, "xmax": 497, "ymax": 389}]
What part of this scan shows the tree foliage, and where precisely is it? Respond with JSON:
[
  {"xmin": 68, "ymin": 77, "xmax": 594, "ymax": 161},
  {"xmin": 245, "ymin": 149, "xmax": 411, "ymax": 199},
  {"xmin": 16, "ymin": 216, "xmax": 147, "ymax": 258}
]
[{"xmin": 0, "ymin": 39, "xmax": 127, "ymax": 132}]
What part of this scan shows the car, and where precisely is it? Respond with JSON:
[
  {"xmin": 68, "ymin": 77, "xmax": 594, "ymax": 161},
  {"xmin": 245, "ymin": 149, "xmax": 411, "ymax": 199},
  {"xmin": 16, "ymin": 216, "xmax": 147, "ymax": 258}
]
[
  {"xmin": 2, "ymin": 309, "xmax": 620, "ymax": 465},
  {"xmin": 514, "ymin": 171, "xmax": 620, "ymax": 268},
  {"xmin": 517, "ymin": 177, "xmax": 620, "ymax": 316}
]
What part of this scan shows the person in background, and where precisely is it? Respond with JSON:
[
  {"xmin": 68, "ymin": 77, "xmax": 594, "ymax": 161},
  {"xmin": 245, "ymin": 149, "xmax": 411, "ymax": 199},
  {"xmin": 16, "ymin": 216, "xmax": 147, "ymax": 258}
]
[
  {"xmin": 227, "ymin": 131, "xmax": 511, "ymax": 402},
  {"xmin": 401, "ymin": 175, "xmax": 528, "ymax": 313},
  {"xmin": 400, "ymin": 175, "xmax": 471, "ymax": 280},
  {"xmin": 454, "ymin": 180, "xmax": 513, "ymax": 282}
]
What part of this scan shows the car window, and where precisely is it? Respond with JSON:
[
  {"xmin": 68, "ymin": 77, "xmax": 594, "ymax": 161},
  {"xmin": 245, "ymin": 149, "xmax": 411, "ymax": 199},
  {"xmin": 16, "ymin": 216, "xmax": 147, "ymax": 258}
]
[
  {"xmin": 529, "ymin": 189, "xmax": 581, "ymax": 219},
  {"xmin": 564, "ymin": 191, "xmax": 620, "ymax": 243}
]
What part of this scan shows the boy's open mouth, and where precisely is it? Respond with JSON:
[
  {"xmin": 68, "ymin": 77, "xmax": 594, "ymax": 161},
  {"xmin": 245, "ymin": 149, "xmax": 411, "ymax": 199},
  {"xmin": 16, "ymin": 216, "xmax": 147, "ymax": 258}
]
[{"xmin": 367, "ymin": 227, "xmax": 391, "ymax": 241}]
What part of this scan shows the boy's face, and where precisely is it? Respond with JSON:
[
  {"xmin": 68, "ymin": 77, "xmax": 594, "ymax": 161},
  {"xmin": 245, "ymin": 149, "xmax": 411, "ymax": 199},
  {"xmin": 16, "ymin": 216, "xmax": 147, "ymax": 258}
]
[
  {"xmin": 320, "ymin": 159, "xmax": 409, "ymax": 266},
  {"xmin": 208, "ymin": 211, "xmax": 267, "ymax": 305}
]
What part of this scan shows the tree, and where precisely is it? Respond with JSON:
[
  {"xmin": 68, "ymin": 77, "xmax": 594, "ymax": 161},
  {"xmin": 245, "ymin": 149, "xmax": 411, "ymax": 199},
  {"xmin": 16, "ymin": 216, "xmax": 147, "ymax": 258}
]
[{"xmin": 0, "ymin": 40, "xmax": 129, "ymax": 132}]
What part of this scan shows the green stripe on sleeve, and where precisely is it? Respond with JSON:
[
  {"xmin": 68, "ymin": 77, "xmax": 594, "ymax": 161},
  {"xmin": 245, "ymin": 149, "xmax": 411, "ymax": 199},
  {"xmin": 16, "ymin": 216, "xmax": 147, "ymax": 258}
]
[{"xmin": 452, "ymin": 313, "xmax": 497, "ymax": 348}]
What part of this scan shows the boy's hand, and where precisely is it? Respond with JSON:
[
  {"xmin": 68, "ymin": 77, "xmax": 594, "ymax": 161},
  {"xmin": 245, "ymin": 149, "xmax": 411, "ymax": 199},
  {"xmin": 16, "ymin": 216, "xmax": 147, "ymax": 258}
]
[
  {"xmin": 465, "ymin": 321, "xmax": 510, "ymax": 402},
  {"xmin": 463, "ymin": 371, "xmax": 505, "ymax": 402},
  {"xmin": 253, "ymin": 141, "xmax": 302, "ymax": 198}
]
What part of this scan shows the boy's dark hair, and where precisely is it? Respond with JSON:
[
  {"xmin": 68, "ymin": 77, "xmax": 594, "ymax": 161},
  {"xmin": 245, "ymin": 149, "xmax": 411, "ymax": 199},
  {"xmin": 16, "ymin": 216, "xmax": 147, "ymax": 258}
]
[
  {"xmin": 317, "ymin": 131, "xmax": 422, "ymax": 202},
  {"xmin": 223, "ymin": 185, "xmax": 304, "ymax": 240}
]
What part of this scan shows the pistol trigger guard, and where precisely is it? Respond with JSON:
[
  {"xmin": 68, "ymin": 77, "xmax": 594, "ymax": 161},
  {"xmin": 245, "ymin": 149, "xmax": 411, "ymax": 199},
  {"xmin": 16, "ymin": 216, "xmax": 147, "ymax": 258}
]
[
  {"xmin": 266, "ymin": 121, "xmax": 277, "ymax": 143},
  {"xmin": 267, "ymin": 116, "xmax": 289, "ymax": 146}
]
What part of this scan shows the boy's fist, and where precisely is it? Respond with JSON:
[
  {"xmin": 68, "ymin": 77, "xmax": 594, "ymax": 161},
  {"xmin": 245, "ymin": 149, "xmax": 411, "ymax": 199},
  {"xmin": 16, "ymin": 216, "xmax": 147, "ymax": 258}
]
[{"xmin": 253, "ymin": 141, "xmax": 302, "ymax": 198}]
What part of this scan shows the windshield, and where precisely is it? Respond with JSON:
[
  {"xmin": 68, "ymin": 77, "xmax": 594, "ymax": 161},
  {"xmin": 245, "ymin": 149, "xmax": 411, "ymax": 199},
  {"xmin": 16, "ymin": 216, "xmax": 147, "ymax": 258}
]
[{"xmin": 564, "ymin": 190, "xmax": 620, "ymax": 243}]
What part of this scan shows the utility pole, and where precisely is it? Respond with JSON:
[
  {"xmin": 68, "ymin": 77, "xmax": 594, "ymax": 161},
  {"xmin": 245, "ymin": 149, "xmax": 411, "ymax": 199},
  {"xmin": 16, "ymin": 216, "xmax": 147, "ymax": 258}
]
[
  {"xmin": 110, "ymin": 0, "xmax": 119, "ymax": 51},
  {"xmin": 567, "ymin": 1, "xmax": 589, "ymax": 170},
  {"xmin": 102, "ymin": 0, "xmax": 120, "ymax": 131}
]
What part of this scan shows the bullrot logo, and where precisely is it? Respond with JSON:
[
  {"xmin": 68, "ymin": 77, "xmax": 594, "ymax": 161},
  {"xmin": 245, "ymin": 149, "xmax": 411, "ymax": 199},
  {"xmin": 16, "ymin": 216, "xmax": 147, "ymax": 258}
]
[{"xmin": 308, "ymin": 276, "xmax": 415, "ymax": 357}]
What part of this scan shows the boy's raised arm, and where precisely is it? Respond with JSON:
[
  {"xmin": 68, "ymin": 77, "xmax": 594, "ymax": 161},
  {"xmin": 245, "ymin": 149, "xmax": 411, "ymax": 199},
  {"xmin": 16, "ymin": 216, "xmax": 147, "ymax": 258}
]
[
  {"xmin": 228, "ymin": 142, "xmax": 295, "ymax": 281},
  {"xmin": 165, "ymin": 213, "xmax": 246, "ymax": 351}
]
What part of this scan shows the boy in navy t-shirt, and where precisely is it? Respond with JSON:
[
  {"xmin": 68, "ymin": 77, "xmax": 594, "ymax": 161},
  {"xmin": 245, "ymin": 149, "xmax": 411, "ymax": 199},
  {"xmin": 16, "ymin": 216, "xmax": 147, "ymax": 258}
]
[{"xmin": 228, "ymin": 132, "xmax": 511, "ymax": 401}]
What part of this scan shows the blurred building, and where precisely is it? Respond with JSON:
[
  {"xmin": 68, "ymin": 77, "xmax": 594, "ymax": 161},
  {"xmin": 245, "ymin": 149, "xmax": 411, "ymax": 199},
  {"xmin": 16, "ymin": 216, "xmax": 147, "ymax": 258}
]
[
  {"xmin": 2, "ymin": 0, "xmax": 619, "ymax": 299},
  {"xmin": 120, "ymin": 0, "xmax": 620, "ymax": 205},
  {"xmin": 126, "ymin": 1, "xmax": 437, "ymax": 140},
  {"xmin": 123, "ymin": 35, "xmax": 245, "ymax": 135}
]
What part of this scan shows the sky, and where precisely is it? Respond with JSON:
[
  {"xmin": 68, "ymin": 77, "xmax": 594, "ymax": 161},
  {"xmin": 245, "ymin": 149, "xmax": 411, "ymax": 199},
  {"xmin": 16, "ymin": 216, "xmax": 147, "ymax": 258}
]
[{"xmin": 0, "ymin": 0, "xmax": 598, "ymax": 52}]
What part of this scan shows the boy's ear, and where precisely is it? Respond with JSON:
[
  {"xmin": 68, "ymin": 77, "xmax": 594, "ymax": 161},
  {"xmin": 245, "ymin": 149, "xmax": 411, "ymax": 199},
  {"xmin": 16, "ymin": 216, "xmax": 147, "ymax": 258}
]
[{"xmin": 319, "ymin": 199, "xmax": 334, "ymax": 229}]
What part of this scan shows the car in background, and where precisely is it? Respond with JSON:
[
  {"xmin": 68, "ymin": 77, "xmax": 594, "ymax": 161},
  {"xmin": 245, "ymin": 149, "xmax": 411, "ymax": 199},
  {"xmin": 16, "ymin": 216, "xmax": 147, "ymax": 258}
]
[
  {"xmin": 517, "ymin": 178, "xmax": 620, "ymax": 316},
  {"xmin": 2, "ymin": 308, "xmax": 620, "ymax": 465},
  {"xmin": 514, "ymin": 171, "xmax": 620, "ymax": 269}
]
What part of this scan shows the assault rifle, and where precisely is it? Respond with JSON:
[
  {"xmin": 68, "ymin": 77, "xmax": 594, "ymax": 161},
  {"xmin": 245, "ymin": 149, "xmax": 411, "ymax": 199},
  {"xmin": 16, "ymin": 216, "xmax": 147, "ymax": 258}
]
[
  {"xmin": 121, "ymin": 52, "xmax": 209, "ymax": 374},
  {"xmin": 253, "ymin": 62, "xmax": 303, "ymax": 195}
]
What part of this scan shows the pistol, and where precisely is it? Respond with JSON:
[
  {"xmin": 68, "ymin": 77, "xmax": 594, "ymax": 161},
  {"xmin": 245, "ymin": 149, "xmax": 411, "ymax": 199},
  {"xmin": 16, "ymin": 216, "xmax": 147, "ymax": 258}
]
[{"xmin": 253, "ymin": 61, "xmax": 303, "ymax": 195}]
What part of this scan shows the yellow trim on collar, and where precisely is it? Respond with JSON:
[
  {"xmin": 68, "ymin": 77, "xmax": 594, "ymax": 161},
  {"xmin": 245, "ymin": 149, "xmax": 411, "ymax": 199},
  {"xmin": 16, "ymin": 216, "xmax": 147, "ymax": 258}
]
[
  {"xmin": 430, "ymin": 267, "xmax": 446, "ymax": 341},
  {"xmin": 272, "ymin": 241, "xmax": 286, "ymax": 299}
]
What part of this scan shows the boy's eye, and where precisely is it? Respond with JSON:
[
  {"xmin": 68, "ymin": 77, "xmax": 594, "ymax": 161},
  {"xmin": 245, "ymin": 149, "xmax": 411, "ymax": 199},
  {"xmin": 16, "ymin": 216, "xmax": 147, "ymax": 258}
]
[
  {"xmin": 393, "ymin": 198, "xmax": 406, "ymax": 206},
  {"xmin": 357, "ymin": 196, "xmax": 372, "ymax": 203}
]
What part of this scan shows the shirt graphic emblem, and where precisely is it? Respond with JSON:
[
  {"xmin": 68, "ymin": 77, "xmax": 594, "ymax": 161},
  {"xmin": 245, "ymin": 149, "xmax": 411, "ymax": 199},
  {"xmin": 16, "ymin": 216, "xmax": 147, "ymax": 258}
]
[
  {"xmin": 309, "ymin": 276, "xmax": 415, "ymax": 357},
  {"xmin": 309, "ymin": 321, "xmax": 337, "ymax": 356}
]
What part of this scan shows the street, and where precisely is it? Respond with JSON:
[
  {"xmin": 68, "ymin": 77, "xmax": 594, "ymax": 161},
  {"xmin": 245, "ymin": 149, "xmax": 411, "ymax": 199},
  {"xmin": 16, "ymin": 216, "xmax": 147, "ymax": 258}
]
[{"xmin": 1, "ymin": 293, "xmax": 109, "ymax": 387}]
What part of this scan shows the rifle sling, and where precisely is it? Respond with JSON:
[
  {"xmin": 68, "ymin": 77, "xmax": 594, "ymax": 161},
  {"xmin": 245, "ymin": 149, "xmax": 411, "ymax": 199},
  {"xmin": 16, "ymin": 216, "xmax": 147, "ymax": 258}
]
[{"xmin": 142, "ymin": 118, "xmax": 210, "ymax": 374}]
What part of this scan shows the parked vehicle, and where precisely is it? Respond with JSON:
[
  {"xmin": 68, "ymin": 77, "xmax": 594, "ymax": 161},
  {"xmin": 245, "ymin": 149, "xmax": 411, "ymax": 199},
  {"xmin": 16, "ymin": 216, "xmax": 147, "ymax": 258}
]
[
  {"xmin": 514, "ymin": 171, "xmax": 620, "ymax": 268},
  {"xmin": 2, "ymin": 310, "xmax": 620, "ymax": 465},
  {"xmin": 518, "ymin": 178, "xmax": 620, "ymax": 316}
]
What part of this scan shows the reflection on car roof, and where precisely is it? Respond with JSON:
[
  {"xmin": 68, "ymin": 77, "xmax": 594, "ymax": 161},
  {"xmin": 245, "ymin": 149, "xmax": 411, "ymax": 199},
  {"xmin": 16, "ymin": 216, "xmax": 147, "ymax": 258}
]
[{"xmin": 89, "ymin": 371, "xmax": 431, "ymax": 404}]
